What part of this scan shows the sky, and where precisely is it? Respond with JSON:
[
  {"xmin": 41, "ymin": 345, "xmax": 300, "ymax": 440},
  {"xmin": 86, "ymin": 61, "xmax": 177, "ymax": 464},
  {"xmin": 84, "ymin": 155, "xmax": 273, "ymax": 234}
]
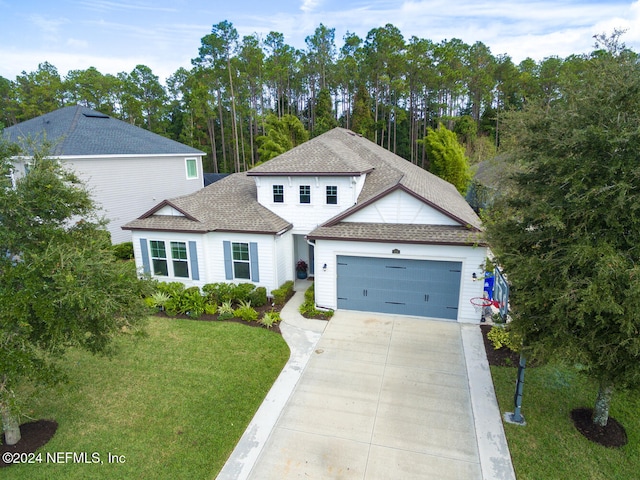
[{"xmin": 1, "ymin": 0, "xmax": 640, "ymax": 84}]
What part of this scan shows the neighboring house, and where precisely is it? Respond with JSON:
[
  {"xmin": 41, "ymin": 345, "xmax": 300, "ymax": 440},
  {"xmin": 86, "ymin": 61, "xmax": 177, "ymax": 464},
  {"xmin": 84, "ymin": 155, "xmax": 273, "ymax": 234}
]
[
  {"xmin": 124, "ymin": 128, "xmax": 488, "ymax": 323},
  {"xmin": 3, "ymin": 105, "xmax": 205, "ymax": 244},
  {"xmin": 466, "ymin": 155, "xmax": 512, "ymax": 213},
  {"xmin": 203, "ymin": 173, "xmax": 229, "ymax": 186}
]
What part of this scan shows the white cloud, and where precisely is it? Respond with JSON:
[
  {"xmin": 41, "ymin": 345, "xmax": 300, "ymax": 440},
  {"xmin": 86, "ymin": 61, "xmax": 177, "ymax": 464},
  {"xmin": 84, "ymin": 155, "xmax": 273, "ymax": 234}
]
[
  {"xmin": 66, "ymin": 38, "xmax": 90, "ymax": 49},
  {"xmin": 300, "ymin": 0, "xmax": 321, "ymax": 13}
]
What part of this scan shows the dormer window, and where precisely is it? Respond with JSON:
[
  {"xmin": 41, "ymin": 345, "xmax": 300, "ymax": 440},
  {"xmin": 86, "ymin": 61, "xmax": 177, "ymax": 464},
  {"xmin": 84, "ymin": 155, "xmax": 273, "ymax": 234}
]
[
  {"xmin": 273, "ymin": 184, "xmax": 284, "ymax": 203},
  {"xmin": 300, "ymin": 185, "xmax": 311, "ymax": 204},
  {"xmin": 326, "ymin": 185, "xmax": 338, "ymax": 204}
]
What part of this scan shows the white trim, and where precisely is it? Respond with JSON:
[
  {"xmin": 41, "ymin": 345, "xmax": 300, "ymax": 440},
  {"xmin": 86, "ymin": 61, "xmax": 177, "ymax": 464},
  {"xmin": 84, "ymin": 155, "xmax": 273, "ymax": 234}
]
[
  {"xmin": 185, "ymin": 157, "xmax": 199, "ymax": 180},
  {"xmin": 24, "ymin": 153, "xmax": 205, "ymax": 160},
  {"xmin": 149, "ymin": 239, "xmax": 192, "ymax": 280}
]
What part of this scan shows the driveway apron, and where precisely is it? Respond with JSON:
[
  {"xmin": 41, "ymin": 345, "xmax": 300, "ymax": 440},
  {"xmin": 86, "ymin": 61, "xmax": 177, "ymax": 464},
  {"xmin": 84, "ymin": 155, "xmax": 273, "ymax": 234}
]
[{"xmin": 247, "ymin": 311, "xmax": 489, "ymax": 479}]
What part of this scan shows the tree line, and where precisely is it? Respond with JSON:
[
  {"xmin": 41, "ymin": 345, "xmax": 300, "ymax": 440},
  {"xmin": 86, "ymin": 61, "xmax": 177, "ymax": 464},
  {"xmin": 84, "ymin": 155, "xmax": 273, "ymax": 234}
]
[{"xmin": 0, "ymin": 20, "xmax": 623, "ymax": 174}]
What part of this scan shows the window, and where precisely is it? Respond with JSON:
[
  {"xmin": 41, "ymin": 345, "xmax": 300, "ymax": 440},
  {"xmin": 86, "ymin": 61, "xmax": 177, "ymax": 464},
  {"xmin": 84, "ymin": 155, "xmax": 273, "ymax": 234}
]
[
  {"xmin": 326, "ymin": 185, "xmax": 338, "ymax": 205},
  {"xmin": 273, "ymin": 184, "xmax": 284, "ymax": 203},
  {"xmin": 232, "ymin": 242, "xmax": 250, "ymax": 279},
  {"xmin": 149, "ymin": 240, "xmax": 190, "ymax": 278},
  {"xmin": 299, "ymin": 185, "xmax": 311, "ymax": 204},
  {"xmin": 150, "ymin": 240, "xmax": 168, "ymax": 276},
  {"xmin": 171, "ymin": 242, "xmax": 189, "ymax": 278},
  {"xmin": 185, "ymin": 158, "xmax": 198, "ymax": 179}
]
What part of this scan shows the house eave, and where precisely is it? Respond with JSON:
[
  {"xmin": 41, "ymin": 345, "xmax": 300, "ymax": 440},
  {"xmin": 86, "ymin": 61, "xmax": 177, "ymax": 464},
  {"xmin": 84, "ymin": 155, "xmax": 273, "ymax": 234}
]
[
  {"xmin": 246, "ymin": 169, "xmax": 372, "ymax": 177},
  {"xmin": 307, "ymin": 234, "xmax": 487, "ymax": 247},
  {"xmin": 122, "ymin": 226, "xmax": 207, "ymax": 234}
]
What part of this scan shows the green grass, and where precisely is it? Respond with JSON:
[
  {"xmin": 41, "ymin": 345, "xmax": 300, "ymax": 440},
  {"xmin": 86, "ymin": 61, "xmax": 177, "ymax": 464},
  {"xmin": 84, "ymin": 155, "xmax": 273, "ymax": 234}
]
[
  {"xmin": 4, "ymin": 317, "xmax": 290, "ymax": 479},
  {"xmin": 491, "ymin": 363, "xmax": 640, "ymax": 479}
]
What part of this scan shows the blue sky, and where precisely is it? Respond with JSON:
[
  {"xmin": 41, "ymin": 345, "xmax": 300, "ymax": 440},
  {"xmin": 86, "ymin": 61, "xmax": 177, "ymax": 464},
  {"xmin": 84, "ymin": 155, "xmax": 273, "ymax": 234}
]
[{"xmin": 1, "ymin": 0, "xmax": 639, "ymax": 83}]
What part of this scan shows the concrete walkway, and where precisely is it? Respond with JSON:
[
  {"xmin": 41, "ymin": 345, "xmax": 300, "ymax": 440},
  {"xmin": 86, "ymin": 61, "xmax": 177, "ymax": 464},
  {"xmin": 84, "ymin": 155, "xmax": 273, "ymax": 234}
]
[{"xmin": 217, "ymin": 282, "xmax": 515, "ymax": 480}]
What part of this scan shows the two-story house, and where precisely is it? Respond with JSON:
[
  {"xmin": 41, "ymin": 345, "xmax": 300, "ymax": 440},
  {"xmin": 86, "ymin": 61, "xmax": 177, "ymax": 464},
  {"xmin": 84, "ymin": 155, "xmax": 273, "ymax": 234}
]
[
  {"xmin": 3, "ymin": 105, "xmax": 205, "ymax": 244},
  {"xmin": 124, "ymin": 128, "xmax": 487, "ymax": 322}
]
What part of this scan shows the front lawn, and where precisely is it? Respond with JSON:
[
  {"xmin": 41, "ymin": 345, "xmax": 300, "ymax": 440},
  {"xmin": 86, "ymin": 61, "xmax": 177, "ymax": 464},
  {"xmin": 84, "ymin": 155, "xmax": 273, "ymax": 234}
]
[
  {"xmin": 2, "ymin": 317, "xmax": 290, "ymax": 479},
  {"xmin": 491, "ymin": 363, "xmax": 640, "ymax": 479}
]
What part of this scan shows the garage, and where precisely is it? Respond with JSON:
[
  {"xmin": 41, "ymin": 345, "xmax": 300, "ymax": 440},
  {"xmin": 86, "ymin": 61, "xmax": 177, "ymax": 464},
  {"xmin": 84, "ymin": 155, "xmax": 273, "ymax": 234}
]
[{"xmin": 336, "ymin": 255, "xmax": 462, "ymax": 320}]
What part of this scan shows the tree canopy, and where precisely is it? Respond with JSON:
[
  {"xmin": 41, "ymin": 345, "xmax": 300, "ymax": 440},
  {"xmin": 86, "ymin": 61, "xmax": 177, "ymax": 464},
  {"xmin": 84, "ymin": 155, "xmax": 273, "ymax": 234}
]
[
  {"xmin": 0, "ymin": 21, "xmax": 610, "ymax": 177},
  {"xmin": 423, "ymin": 124, "xmax": 471, "ymax": 194},
  {"xmin": 484, "ymin": 37, "xmax": 640, "ymax": 428},
  {"xmin": 0, "ymin": 142, "xmax": 151, "ymax": 444}
]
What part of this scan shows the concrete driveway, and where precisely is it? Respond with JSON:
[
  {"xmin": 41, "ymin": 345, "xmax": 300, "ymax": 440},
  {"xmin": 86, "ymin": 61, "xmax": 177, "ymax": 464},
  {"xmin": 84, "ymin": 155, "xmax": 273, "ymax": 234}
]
[{"xmin": 217, "ymin": 289, "xmax": 514, "ymax": 480}]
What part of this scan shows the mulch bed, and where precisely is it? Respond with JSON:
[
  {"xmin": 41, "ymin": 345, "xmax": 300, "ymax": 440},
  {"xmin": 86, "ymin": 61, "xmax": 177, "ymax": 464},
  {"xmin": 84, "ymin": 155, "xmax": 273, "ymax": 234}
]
[
  {"xmin": 155, "ymin": 309, "xmax": 283, "ymax": 334},
  {"xmin": 153, "ymin": 289, "xmax": 300, "ymax": 335},
  {"xmin": 571, "ymin": 408, "xmax": 628, "ymax": 448},
  {"xmin": 480, "ymin": 324, "xmax": 520, "ymax": 367},
  {"xmin": 481, "ymin": 324, "xmax": 628, "ymax": 448},
  {"xmin": 1, "ymin": 420, "xmax": 58, "ymax": 468}
]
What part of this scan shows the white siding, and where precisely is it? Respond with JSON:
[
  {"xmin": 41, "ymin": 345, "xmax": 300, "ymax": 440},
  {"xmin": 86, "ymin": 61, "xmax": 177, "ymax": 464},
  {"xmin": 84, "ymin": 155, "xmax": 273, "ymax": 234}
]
[
  {"xmin": 254, "ymin": 175, "xmax": 364, "ymax": 234},
  {"xmin": 14, "ymin": 154, "xmax": 203, "ymax": 244},
  {"xmin": 131, "ymin": 231, "xmax": 206, "ymax": 288},
  {"xmin": 274, "ymin": 231, "xmax": 294, "ymax": 287},
  {"xmin": 70, "ymin": 155, "xmax": 203, "ymax": 244},
  {"xmin": 343, "ymin": 189, "xmax": 460, "ymax": 225},
  {"xmin": 313, "ymin": 239, "xmax": 487, "ymax": 323},
  {"xmin": 132, "ymin": 230, "xmax": 286, "ymax": 294}
]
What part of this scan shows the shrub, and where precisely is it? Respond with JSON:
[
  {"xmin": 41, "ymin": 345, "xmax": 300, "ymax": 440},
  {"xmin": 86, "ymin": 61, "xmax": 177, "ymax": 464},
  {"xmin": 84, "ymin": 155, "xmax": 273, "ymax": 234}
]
[
  {"xmin": 272, "ymin": 281, "xmax": 294, "ymax": 306},
  {"xmin": 112, "ymin": 241, "xmax": 134, "ymax": 260},
  {"xmin": 260, "ymin": 311, "xmax": 281, "ymax": 328},
  {"xmin": 234, "ymin": 300, "xmax": 258, "ymax": 322},
  {"xmin": 204, "ymin": 303, "xmax": 217, "ymax": 315},
  {"xmin": 144, "ymin": 296, "xmax": 156, "ymax": 309},
  {"xmin": 178, "ymin": 287, "xmax": 206, "ymax": 318},
  {"xmin": 150, "ymin": 291, "xmax": 171, "ymax": 310},
  {"xmin": 217, "ymin": 300, "xmax": 235, "ymax": 321},
  {"xmin": 164, "ymin": 296, "xmax": 180, "ymax": 316},
  {"xmin": 299, "ymin": 283, "xmax": 334, "ymax": 319},
  {"xmin": 156, "ymin": 281, "xmax": 185, "ymax": 298},
  {"xmin": 202, "ymin": 282, "xmax": 236, "ymax": 305},
  {"xmin": 248, "ymin": 286, "xmax": 267, "ymax": 307},
  {"xmin": 231, "ymin": 283, "xmax": 256, "ymax": 303},
  {"xmin": 487, "ymin": 325, "xmax": 522, "ymax": 352}
]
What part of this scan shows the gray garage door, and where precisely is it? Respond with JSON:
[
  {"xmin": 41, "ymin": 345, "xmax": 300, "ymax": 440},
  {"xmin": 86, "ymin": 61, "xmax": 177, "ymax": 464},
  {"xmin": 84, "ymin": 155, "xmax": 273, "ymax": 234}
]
[{"xmin": 336, "ymin": 255, "xmax": 462, "ymax": 320}]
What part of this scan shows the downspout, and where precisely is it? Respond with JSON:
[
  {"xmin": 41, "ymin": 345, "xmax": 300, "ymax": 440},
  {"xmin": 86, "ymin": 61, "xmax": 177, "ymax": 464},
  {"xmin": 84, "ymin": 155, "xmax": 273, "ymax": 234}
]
[{"xmin": 306, "ymin": 237, "xmax": 316, "ymax": 276}]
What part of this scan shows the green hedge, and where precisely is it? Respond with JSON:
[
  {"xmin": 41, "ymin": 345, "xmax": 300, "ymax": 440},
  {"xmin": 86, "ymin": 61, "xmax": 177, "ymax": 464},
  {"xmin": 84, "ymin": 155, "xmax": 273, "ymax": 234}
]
[{"xmin": 271, "ymin": 281, "xmax": 294, "ymax": 306}]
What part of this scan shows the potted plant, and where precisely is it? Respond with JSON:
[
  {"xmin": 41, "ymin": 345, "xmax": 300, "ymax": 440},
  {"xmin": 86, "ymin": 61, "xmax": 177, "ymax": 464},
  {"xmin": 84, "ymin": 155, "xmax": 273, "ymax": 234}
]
[{"xmin": 296, "ymin": 259, "xmax": 308, "ymax": 279}]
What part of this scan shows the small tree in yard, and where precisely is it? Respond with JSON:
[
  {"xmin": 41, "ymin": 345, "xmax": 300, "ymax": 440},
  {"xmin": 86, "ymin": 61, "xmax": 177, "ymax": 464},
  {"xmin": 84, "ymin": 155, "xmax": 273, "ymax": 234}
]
[
  {"xmin": 0, "ymin": 141, "xmax": 151, "ymax": 445},
  {"xmin": 484, "ymin": 35, "xmax": 640, "ymax": 430},
  {"xmin": 422, "ymin": 124, "xmax": 471, "ymax": 195}
]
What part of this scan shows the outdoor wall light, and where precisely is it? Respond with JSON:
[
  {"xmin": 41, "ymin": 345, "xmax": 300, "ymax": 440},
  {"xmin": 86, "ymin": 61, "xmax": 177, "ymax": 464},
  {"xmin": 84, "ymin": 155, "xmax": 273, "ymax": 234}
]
[
  {"xmin": 472, "ymin": 272, "xmax": 478, "ymax": 281},
  {"xmin": 392, "ymin": 248, "xmax": 400, "ymax": 254},
  {"xmin": 323, "ymin": 263, "xmax": 327, "ymax": 271}
]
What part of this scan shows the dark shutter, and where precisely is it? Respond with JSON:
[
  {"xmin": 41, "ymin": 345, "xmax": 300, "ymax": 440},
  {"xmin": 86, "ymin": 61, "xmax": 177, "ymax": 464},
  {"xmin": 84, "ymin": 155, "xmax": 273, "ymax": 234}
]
[
  {"xmin": 249, "ymin": 242, "xmax": 259, "ymax": 282},
  {"xmin": 139, "ymin": 238, "xmax": 150, "ymax": 274},
  {"xmin": 223, "ymin": 241, "xmax": 233, "ymax": 280},
  {"xmin": 188, "ymin": 241, "xmax": 199, "ymax": 281}
]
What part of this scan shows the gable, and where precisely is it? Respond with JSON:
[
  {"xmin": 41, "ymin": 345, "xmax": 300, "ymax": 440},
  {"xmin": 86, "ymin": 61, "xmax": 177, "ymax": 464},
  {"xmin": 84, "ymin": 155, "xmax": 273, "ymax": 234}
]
[
  {"xmin": 341, "ymin": 189, "xmax": 461, "ymax": 226},
  {"xmin": 155, "ymin": 205, "xmax": 186, "ymax": 217}
]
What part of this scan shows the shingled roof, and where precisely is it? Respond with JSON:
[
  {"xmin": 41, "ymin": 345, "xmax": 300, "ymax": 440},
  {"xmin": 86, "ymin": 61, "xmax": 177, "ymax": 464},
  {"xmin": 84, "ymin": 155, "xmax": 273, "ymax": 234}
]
[
  {"xmin": 124, "ymin": 127, "xmax": 482, "ymax": 241},
  {"xmin": 3, "ymin": 105, "xmax": 204, "ymax": 156},
  {"xmin": 308, "ymin": 223, "xmax": 485, "ymax": 246},
  {"xmin": 249, "ymin": 128, "xmax": 482, "ymax": 231},
  {"xmin": 123, "ymin": 173, "xmax": 292, "ymax": 234}
]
